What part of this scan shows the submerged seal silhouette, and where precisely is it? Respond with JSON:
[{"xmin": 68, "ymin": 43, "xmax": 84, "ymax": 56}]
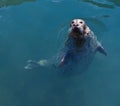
[{"xmin": 25, "ymin": 19, "xmax": 107, "ymax": 70}]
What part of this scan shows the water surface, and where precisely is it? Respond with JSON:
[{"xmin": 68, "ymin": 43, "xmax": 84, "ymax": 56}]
[{"xmin": 0, "ymin": 0, "xmax": 120, "ymax": 106}]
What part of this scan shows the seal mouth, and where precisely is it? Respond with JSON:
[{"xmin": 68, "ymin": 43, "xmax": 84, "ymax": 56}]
[
  {"xmin": 72, "ymin": 27, "xmax": 83, "ymax": 38},
  {"xmin": 73, "ymin": 27, "xmax": 80, "ymax": 33}
]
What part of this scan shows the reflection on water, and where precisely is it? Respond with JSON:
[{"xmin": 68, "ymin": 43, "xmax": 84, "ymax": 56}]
[
  {"xmin": 82, "ymin": 0, "xmax": 120, "ymax": 8},
  {"xmin": 0, "ymin": 0, "xmax": 36, "ymax": 8},
  {"xmin": 108, "ymin": 0, "xmax": 120, "ymax": 6},
  {"xmin": 82, "ymin": 0, "xmax": 115, "ymax": 9}
]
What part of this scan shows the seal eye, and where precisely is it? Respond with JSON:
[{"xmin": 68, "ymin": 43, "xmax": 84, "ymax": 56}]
[
  {"xmin": 80, "ymin": 21, "xmax": 83, "ymax": 24},
  {"xmin": 71, "ymin": 21, "xmax": 74, "ymax": 24}
]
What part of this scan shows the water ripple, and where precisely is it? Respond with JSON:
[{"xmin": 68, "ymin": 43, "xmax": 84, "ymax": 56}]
[
  {"xmin": 81, "ymin": 0, "xmax": 115, "ymax": 9},
  {"xmin": 0, "ymin": 0, "xmax": 36, "ymax": 8},
  {"xmin": 51, "ymin": 0, "xmax": 63, "ymax": 3}
]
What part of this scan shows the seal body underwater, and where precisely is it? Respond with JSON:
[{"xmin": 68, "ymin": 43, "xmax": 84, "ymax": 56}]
[{"xmin": 25, "ymin": 19, "xmax": 107, "ymax": 73}]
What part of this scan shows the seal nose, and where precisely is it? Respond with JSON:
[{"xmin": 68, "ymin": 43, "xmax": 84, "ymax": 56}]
[{"xmin": 73, "ymin": 24, "xmax": 79, "ymax": 27}]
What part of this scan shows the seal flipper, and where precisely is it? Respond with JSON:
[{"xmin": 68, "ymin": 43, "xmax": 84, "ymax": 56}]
[
  {"xmin": 24, "ymin": 60, "xmax": 40, "ymax": 70},
  {"xmin": 59, "ymin": 54, "xmax": 66, "ymax": 66},
  {"xmin": 59, "ymin": 50, "xmax": 73, "ymax": 66},
  {"xmin": 24, "ymin": 59, "xmax": 48, "ymax": 70},
  {"xmin": 96, "ymin": 42, "xmax": 107, "ymax": 56}
]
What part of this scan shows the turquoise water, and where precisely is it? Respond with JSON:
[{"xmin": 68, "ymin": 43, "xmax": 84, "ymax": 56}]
[{"xmin": 0, "ymin": 0, "xmax": 120, "ymax": 106}]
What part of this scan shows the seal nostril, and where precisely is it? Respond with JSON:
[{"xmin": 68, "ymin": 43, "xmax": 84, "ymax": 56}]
[
  {"xmin": 76, "ymin": 24, "xmax": 79, "ymax": 26},
  {"xmin": 73, "ymin": 24, "xmax": 75, "ymax": 26}
]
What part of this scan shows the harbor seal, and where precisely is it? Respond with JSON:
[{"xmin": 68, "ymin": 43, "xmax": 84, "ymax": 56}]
[{"xmin": 25, "ymin": 19, "xmax": 107, "ymax": 70}]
